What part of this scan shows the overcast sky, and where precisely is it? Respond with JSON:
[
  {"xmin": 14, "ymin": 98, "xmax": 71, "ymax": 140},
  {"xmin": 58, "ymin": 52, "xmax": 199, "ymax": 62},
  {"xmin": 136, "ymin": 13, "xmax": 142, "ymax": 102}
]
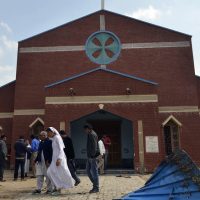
[{"xmin": 0, "ymin": 0, "xmax": 200, "ymax": 86}]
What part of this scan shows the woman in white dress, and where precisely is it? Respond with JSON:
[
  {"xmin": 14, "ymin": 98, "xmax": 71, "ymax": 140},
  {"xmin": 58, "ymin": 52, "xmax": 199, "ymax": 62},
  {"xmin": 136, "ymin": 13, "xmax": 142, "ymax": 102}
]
[{"xmin": 46, "ymin": 127, "xmax": 74, "ymax": 195}]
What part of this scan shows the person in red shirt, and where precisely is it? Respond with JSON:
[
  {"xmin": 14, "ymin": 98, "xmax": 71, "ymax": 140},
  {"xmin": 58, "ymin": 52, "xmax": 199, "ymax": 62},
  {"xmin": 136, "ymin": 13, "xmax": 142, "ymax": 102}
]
[{"xmin": 102, "ymin": 135, "xmax": 111, "ymax": 169}]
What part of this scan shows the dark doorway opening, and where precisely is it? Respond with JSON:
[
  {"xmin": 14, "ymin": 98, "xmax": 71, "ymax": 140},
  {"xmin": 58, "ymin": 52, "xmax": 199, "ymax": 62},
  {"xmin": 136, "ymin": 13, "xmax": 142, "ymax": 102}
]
[
  {"xmin": 88, "ymin": 120, "xmax": 121, "ymax": 168},
  {"xmin": 70, "ymin": 110, "xmax": 134, "ymax": 169},
  {"xmin": 163, "ymin": 121, "xmax": 180, "ymax": 155},
  {"xmin": 30, "ymin": 121, "xmax": 44, "ymax": 137}
]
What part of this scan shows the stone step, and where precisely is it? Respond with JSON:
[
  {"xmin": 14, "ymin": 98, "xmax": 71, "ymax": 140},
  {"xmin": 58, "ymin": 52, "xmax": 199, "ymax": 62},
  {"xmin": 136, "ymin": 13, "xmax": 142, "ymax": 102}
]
[{"xmin": 77, "ymin": 169, "xmax": 135, "ymax": 175}]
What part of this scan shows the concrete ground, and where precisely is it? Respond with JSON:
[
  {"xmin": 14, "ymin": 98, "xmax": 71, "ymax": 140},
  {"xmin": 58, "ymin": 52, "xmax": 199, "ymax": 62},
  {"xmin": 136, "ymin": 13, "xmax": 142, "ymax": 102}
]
[{"xmin": 0, "ymin": 171, "xmax": 150, "ymax": 200}]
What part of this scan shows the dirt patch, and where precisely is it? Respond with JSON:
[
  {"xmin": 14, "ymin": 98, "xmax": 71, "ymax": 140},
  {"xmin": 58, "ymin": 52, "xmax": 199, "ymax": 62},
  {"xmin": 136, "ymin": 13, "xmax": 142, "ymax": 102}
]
[{"xmin": 0, "ymin": 171, "xmax": 35, "ymax": 200}]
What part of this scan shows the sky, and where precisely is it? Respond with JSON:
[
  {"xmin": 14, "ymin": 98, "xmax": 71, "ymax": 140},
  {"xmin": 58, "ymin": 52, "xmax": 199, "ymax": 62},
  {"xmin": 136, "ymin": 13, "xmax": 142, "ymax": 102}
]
[{"xmin": 0, "ymin": 0, "xmax": 200, "ymax": 86}]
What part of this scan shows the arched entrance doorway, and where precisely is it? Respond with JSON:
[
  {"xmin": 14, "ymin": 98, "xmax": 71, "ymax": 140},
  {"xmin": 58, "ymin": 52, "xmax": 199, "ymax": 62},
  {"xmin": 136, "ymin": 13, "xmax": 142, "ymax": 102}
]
[
  {"xmin": 162, "ymin": 115, "xmax": 182, "ymax": 155},
  {"xmin": 70, "ymin": 110, "xmax": 134, "ymax": 169}
]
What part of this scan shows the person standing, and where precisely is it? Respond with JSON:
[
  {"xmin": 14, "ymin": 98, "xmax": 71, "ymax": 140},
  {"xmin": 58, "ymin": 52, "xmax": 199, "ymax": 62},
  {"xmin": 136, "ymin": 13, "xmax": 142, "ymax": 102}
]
[
  {"xmin": 0, "ymin": 135, "xmax": 7, "ymax": 182},
  {"xmin": 24, "ymin": 140, "xmax": 31, "ymax": 177},
  {"xmin": 46, "ymin": 127, "xmax": 74, "ymax": 196},
  {"xmin": 102, "ymin": 134, "xmax": 111, "ymax": 169},
  {"xmin": 97, "ymin": 137, "xmax": 106, "ymax": 175},
  {"xmin": 32, "ymin": 131, "xmax": 53, "ymax": 194},
  {"xmin": 83, "ymin": 124, "xmax": 99, "ymax": 193},
  {"xmin": 30, "ymin": 135, "xmax": 40, "ymax": 178},
  {"xmin": 14, "ymin": 136, "xmax": 27, "ymax": 181},
  {"xmin": 59, "ymin": 130, "xmax": 81, "ymax": 186}
]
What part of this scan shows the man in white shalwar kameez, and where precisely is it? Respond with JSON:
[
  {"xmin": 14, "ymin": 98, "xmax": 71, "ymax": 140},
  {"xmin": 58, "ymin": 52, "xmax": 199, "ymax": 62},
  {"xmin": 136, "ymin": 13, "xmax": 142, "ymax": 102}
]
[
  {"xmin": 32, "ymin": 131, "xmax": 53, "ymax": 194},
  {"xmin": 46, "ymin": 127, "xmax": 74, "ymax": 196}
]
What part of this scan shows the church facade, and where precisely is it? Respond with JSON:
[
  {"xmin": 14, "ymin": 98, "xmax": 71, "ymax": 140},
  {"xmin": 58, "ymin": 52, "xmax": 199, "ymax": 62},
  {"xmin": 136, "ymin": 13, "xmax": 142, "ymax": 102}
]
[{"xmin": 1, "ymin": 10, "xmax": 200, "ymax": 172}]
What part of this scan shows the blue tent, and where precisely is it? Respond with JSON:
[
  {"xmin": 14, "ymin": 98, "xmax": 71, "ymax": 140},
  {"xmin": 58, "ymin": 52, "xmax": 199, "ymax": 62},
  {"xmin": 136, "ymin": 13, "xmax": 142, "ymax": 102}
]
[{"xmin": 115, "ymin": 150, "xmax": 200, "ymax": 200}]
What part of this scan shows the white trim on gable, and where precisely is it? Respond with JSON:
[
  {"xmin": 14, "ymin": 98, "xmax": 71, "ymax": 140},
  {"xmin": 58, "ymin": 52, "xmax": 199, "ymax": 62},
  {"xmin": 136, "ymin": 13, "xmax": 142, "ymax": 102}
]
[
  {"xmin": 162, "ymin": 115, "xmax": 182, "ymax": 127},
  {"xmin": 14, "ymin": 109, "xmax": 45, "ymax": 116},
  {"xmin": 0, "ymin": 112, "xmax": 14, "ymax": 118},
  {"xmin": 19, "ymin": 41, "xmax": 190, "ymax": 53},
  {"xmin": 45, "ymin": 94, "xmax": 158, "ymax": 104},
  {"xmin": 29, "ymin": 117, "xmax": 45, "ymax": 128}
]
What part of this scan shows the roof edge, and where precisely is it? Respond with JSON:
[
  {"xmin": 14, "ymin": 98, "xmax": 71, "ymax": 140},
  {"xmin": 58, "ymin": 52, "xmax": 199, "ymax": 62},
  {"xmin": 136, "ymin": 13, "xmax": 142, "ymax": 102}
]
[
  {"xmin": 19, "ymin": 9, "xmax": 191, "ymax": 44},
  {"xmin": 45, "ymin": 67, "xmax": 158, "ymax": 88},
  {"xmin": 105, "ymin": 9, "xmax": 191, "ymax": 37},
  {"xmin": 45, "ymin": 67, "xmax": 101, "ymax": 88},
  {"xmin": 0, "ymin": 80, "xmax": 16, "ymax": 89},
  {"xmin": 195, "ymin": 74, "xmax": 200, "ymax": 79},
  {"xmin": 19, "ymin": 10, "xmax": 103, "ymax": 43}
]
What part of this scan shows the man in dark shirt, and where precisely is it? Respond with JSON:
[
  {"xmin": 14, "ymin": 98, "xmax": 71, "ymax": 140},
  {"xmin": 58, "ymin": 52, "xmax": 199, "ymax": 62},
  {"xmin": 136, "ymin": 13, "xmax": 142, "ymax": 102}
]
[
  {"xmin": 84, "ymin": 124, "xmax": 99, "ymax": 193},
  {"xmin": 14, "ymin": 136, "xmax": 27, "ymax": 181},
  {"xmin": 59, "ymin": 130, "xmax": 80, "ymax": 186}
]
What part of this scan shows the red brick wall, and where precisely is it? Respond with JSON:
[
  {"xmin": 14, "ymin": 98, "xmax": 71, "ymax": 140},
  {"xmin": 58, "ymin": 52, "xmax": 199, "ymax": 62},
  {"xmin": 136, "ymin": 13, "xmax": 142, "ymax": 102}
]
[
  {"xmin": 0, "ymin": 118, "xmax": 13, "ymax": 149},
  {"xmin": 14, "ymin": 51, "xmax": 94, "ymax": 109},
  {"xmin": 0, "ymin": 81, "xmax": 15, "ymax": 164},
  {"xmin": 196, "ymin": 76, "xmax": 200, "ymax": 107},
  {"xmin": 14, "ymin": 10, "xmax": 197, "ymax": 110},
  {"xmin": 0, "ymin": 81, "xmax": 15, "ymax": 112},
  {"xmin": 0, "ymin": 118, "xmax": 14, "ymax": 167},
  {"xmin": 159, "ymin": 113, "xmax": 200, "ymax": 167},
  {"xmin": 44, "ymin": 102, "xmax": 162, "ymax": 172},
  {"xmin": 20, "ymin": 10, "xmax": 190, "ymax": 47},
  {"xmin": 19, "ymin": 11, "xmax": 101, "ymax": 47},
  {"xmin": 10, "ymin": 115, "xmax": 45, "ymax": 166},
  {"xmin": 10, "ymin": 103, "xmax": 199, "ymax": 171},
  {"xmin": 111, "ymin": 47, "xmax": 197, "ymax": 106},
  {"xmin": 9, "ymin": 10, "xmax": 200, "ymax": 171},
  {"xmin": 46, "ymin": 70, "xmax": 157, "ymax": 96}
]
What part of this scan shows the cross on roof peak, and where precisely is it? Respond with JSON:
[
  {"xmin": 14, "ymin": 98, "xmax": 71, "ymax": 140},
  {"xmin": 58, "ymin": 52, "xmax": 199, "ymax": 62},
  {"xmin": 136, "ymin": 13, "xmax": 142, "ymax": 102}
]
[{"xmin": 101, "ymin": 0, "xmax": 105, "ymax": 10}]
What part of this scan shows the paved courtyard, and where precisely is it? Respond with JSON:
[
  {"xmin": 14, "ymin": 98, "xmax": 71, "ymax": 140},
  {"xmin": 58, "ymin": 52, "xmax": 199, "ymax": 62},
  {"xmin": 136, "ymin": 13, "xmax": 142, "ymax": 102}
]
[{"xmin": 0, "ymin": 171, "xmax": 150, "ymax": 200}]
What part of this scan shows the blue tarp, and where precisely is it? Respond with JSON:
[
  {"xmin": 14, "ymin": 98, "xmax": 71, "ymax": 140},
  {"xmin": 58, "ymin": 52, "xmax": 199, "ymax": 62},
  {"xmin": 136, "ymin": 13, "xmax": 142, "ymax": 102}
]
[{"xmin": 115, "ymin": 150, "xmax": 200, "ymax": 200}]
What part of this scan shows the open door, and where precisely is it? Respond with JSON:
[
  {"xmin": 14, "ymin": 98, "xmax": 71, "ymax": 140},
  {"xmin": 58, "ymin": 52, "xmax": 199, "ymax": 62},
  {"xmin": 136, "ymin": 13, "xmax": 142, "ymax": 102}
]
[{"xmin": 88, "ymin": 120, "xmax": 121, "ymax": 168}]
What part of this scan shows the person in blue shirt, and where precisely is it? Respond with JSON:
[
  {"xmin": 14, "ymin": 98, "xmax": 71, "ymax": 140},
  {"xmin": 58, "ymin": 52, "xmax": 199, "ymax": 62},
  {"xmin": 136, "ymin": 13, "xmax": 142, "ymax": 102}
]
[{"xmin": 30, "ymin": 134, "xmax": 40, "ymax": 178}]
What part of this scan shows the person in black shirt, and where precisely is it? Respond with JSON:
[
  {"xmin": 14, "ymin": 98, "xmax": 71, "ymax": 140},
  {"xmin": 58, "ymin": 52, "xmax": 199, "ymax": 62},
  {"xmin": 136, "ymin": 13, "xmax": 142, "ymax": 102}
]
[
  {"xmin": 14, "ymin": 136, "xmax": 27, "ymax": 181},
  {"xmin": 83, "ymin": 124, "xmax": 99, "ymax": 193},
  {"xmin": 59, "ymin": 130, "xmax": 80, "ymax": 186}
]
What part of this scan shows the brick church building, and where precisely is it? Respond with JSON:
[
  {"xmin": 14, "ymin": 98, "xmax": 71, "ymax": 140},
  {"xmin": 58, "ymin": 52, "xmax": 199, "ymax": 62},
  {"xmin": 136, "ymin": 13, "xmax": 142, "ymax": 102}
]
[{"xmin": 1, "ymin": 9, "xmax": 200, "ymax": 172}]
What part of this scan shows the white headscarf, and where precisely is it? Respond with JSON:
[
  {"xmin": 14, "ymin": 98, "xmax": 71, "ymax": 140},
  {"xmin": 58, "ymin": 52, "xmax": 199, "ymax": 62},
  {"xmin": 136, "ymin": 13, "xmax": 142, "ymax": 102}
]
[{"xmin": 48, "ymin": 127, "xmax": 65, "ymax": 149}]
